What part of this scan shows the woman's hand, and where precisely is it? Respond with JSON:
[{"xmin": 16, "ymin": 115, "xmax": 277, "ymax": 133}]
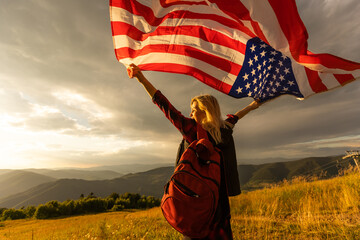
[
  {"xmin": 125, "ymin": 63, "xmax": 157, "ymax": 98},
  {"xmin": 127, "ymin": 63, "xmax": 144, "ymax": 80}
]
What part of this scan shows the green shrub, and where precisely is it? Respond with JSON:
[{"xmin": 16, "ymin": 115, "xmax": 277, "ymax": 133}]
[{"xmin": 2, "ymin": 209, "xmax": 26, "ymax": 220}]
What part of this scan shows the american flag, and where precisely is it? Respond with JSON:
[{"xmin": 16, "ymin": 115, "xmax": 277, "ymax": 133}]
[{"xmin": 110, "ymin": 0, "xmax": 360, "ymax": 102}]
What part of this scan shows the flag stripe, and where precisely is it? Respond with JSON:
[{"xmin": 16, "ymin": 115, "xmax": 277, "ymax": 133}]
[
  {"xmin": 160, "ymin": 0, "xmax": 207, "ymax": 8},
  {"xmin": 114, "ymin": 43, "xmax": 242, "ymax": 76},
  {"xmin": 119, "ymin": 52, "xmax": 237, "ymax": 86},
  {"xmin": 110, "ymin": 21, "xmax": 247, "ymax": 56},
  {"xmin": 304, "ymin": 68, "xmax": 328, "ymax": 93},
  {"xmin": 110, "ymin": 1, "xmax": 255, "ymax": 38},
  {"xmin": 334, "ymin": 74, "xmax": 355, "ymax": 85},
  {"xmin": 318, "ymin": 73, "xmax": 341, "ymax": 90},
  {"xmin": 113, "ymin": 34, "xmax": 244, "ymax": 74},
  {"xmin": 139, "ymin": 62, "xmax": 233, "ymax": 93}
]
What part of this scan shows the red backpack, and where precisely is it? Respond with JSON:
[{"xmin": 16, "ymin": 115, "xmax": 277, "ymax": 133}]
[{"xmin": 161, "ymin": 124, "xmax": 222, "ymax": 238}]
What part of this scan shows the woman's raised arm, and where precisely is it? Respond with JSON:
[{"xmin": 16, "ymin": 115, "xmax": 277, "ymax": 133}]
[{"xmin": 127, "ymin": 64, "xmax": 157, "ymax": 98}]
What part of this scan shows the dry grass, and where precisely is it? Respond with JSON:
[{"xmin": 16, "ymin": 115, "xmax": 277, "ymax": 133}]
[{"xmin": 1, "ymin": 169, "xmax": 359, "ymax": 239}]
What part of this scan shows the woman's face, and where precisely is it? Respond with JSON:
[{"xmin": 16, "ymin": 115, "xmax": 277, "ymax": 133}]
[{"xmin": 190, "ymin": 101, "xmax": 206, "ymax": 123}]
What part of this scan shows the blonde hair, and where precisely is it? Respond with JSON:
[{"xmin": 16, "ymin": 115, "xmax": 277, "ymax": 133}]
[{"xmin": 191, "ymin": 94, "xmax": 228, "ymax": 144}]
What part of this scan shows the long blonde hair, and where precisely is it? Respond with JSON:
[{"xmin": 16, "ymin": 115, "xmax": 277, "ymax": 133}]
[{"xmin": 191, "ymin": 94, "xmax": 227, "ymax": 144}]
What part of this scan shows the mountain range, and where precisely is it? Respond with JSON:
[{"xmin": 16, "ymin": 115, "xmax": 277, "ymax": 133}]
[{"xmin": 0, "ymin": 155, "xmax": 353, "ymax": 209}]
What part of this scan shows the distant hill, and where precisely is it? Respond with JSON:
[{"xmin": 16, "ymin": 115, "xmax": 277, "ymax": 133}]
[
  {"xmin": 0, "ymin": 171, "xmax": 56, "ymax": 199},
  {"xmin": 0, "ymin": 155, "xmax": 352, "ymax": 208},
  {"xmin": 0, "ymin": 167, "xmax": 173, "ymax": 208},
  {"xmin": 26, "ymin": 169, "xmax": 123, "ymax": 180}
]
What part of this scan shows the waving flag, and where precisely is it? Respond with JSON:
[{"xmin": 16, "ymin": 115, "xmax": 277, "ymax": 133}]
[{"xmin": 110, "ymin": 0, "xmax": 360, "ymax": 102}]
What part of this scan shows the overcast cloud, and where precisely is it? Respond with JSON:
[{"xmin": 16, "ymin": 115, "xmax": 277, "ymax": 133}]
[{"xmin": 0, "ymin": 0, "xmax": 359, "ymax": 169}]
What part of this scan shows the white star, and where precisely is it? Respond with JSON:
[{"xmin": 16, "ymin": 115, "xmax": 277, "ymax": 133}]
[
  {"xmin": 236, "ymin": 87, "xmax": 243, "ymax": 94},
  {"xmin": 272, "ymin": 87, "xmax": 277, "ymax": 93},
  {"xmin": 275, "ymin": 82, "xmax": 280, "ymax": 87},
  {"xmin": 266, "ymin": 87, "xmax": 270, "ymax": 92},
  {"xmin": 279, "ymin": 75, "xmax": 285, "ymax": 81},
  {"xmin": 251, "ymin": 69, "xmax": 256, "ymax": 76},
  {"xmin": 269, "ymin": 81, "xmax": 274, "ymax": 86},
  {"xmin": 284, "ymin": 68, "xmax": 290, "ymax": 74},
  {"xmin": 250, "ymin": 45, "xmax": 256, "ymax": 52},
  {"xmin": 248, "ymin": 59, "xmax": 254, "ymax": 66},
  {"xmin": 269, "ymin": 57, "xmax": 275, "ymax": 63},
  {"xmin": 266, "ymin": 73, "xmax": 270, "ymax": 78},
  {"xmin": 278, "ymin": 61, "xmax": 284, "ymax": 67},
  {"xmin": 253, "ymin": 78, "xmax": 257, "ymax": 84},
  {"xmin": 268, "ymin": 65, "xmax": 273, "ymax": 70},
  {"xmin": 254, "ymin": 55, "xmax": 259, "ymax": 62},
  {"xmin": 245, "ymin": 82, "xmax": 251, "ymax": 89},
  {"xmin": 260, "ymin": 43, "xmax": 267, "ymax": 48},
  {"xmin": 275, "ymin": 68, "xmax": 280, "ymax": 73},
  {"xmin": 283, "ymin": 87, "xmax": 289, "ymax": 91},
  {"xmin": 271, "ymin": 50, "xmax": 277, "ymax": 56},
  {"xmin": 243, "ymin": 73, "xmax": 249, "ymax": 80},
  {"xmin": 288, "ymin": 80, "xmax": 295, "ymax": 86},
  {"xmin": 257, "ymin": 64, "xmax": 262, "ymax": 71},
  {"xmin": 254, "ymin": 86, "xmax": 258, "ymax": 92},
  {"xmin": 263, "ymin": 60, "xmax": 267, "ymax": 66},
  {"xmin": 281, "ymin": 55, "xmax": 288, "ymax": 60},
  {"xmin": 272, "ymin": 74, "xmax": 277, "ymax": 80},
  {"xmin": 260, "ymin": 50, "xmax": 266, "ymax": 57},
  {"xmin": 248, "ymin": 91, "xmax": 253, "ymax": 97}
]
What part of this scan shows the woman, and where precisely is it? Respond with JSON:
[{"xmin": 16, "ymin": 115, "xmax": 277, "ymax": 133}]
[{"xmin": 127, "ymin": 64, "xmax": 260, "ymax": 239}]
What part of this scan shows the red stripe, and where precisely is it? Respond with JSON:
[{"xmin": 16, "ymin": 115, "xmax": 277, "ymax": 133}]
[
  {"xmin": 300, "ymin": 51, "xmax": 360, "ymax": 71},
  {"xmin": 267, "ymin": 0, "xmax": 308, "ymax": 60},
  {"xmin": 111, "ymin": 22, "xmax": 247, "ymax": 55},
  {"xmin": 115, "ymin": 45, "xmax": 242, "ymax": 76},
  {"xmin": 333, "ymin": 74, "xmax": 355, "ymax": 85},
  {"xmin": 207, "ymin": 0, "xmax": 268, "ymax": 43},
  {"xmin": 160, "ymin": 0, "xmax": 207, "ymax": 8},
  {"xmin": 110, "ymin": 0, "xmax": 255, "ymax": 38},
  {"xmin": 304, "ymin": 68, "xmax": 328, "ymax": 93},
  {"xmin": 139, "ymin": 63, "xmax": 233, "ymax": 94}
]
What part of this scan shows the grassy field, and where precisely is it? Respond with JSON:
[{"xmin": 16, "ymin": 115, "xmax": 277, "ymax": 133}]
[{"xmin": 1, "ymin": 170, "xmax": 359, "ymax": 240}]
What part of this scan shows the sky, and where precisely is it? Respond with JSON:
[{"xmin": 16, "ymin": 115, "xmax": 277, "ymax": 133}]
[{"xmin": 0, "ymin": 0, "xmax": 359, "ymax": 169}]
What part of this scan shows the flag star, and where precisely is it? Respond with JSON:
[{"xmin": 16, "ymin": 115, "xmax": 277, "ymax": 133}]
[
  {"xmin": 260, "ymin": 43, "xmax": 267, "ymax": 48},
  {"xmin": 283, "ymin": 87, "xmax": 289, "ymax": 91},
  {"xmin": 251, "ymin": 69, "xmax": 256, "ymax": 76},
  {"xmin": 248, "ymin": 91, "xmax": 253, "ymax": 97},
  {"xmin": 275, "ymin": 82, "xmax": 280, "ymax": 87},
  {"xmin": 253, "ymin": 78, "xmax": 257, "ymax": 84},
  {"xmin": 268, "ymin": 65, "xmax": 273, "ymax": 70},
  {"xmin": 275, "ymin": 68, "xmax": 280, "ymax": 73},
  {"xmin": 257, "ymin": 64, "xmax": 262, "ymax": 71},
  {"xmin": 260, "ymin": 50, "xmax": 266, "ymax": 57},
  {"xmin": 279, "ymin": 75, "xmax": 285, "ymax": 81},
  {"xmin": 269, "ymin": 57, "xmax": 275, "ymax": 63},
  {"xmin": 254, "ymin": 55, "xmax": 259, "ymax": 62},
  {"xmin": 269, "ymin": 93, "xmax": 275, "ymax": 97},
  {"xmin": 266, "ymin": 87, "xmax": 270, "ymax": 92},
  {"xmin": 269, "ymin": 81, "xmax": 274, "ymax": 86},
  {"xmin": 272, "ymin": 74, "xmax": 277, "ymax": 80},
  {"xmin": 288, "ymin": 80, "xmax": 295, "ymax": 86},
  {"xmin": 259, "ymin": 73, "xmax": 262, "ymax": 79},
  {"xmin": 266, "ymin": 73, "xmax": 270, "ymax": 78},
  {"xmin": 236, "ymin": 87, "xmax": 243, "ymax": 94},
  {"xmin": 250, "ymin": 44, "xmax": 256, "ymax": 52},
  {"xmin": 243, "ymin": 73, "xmax": 249, "ymax": 80},
  {"xmin": 263, "ymin": 60, "xmax": 267, "ymax": 66},
  {"xmin": 263, "ymin": 93, "xmax": 266, "ymax": 98},
  {"xmin": 263, "ymin": 69, "xmax": 266, "ymax": 75},
  {"xmin": 248, "ymin": 58, "xmax": 254, "ymax": 66},
  {"xmin": 284, "ymin": 68, "xmax": 290, "ymax": 74},
  {"xmin": 272, "ymin": 87, "xmax": 277, "ymax": 93},
  {"xmin": 271, "ymin": 50, "xmax": 277, "ymax": 56},
  {"xmin": 245, "ymin": 82, "xmax": 251, "ymax": 89},
  {"xmin": 281, "ymin": 55, "xmax": 288, "ymax": 60},
  {"xmin": 254, "ymin": 86, "xmax": 258, "ymax": 92},
  {"xmin": 278, "ymin": 61, "xmax": 284, "ymax": 67}
]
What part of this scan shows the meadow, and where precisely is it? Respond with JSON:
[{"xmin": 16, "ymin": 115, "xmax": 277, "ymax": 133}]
[{"xmin": 0, "ymin": 169, "xmax": 359, "ymax": 240}]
